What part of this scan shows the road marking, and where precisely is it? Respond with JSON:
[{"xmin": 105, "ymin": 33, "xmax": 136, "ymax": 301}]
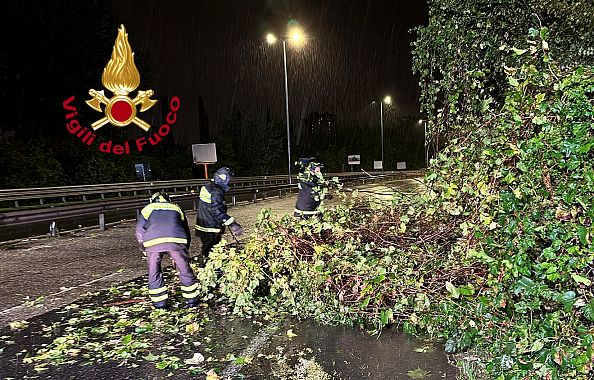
[
  {"xmin": 0, "ymin": 271, "xmax": 124, "ymax": 315},
  {"xmin": 220, "ymin": 322, "xmax": 280, "ymax": 378}
]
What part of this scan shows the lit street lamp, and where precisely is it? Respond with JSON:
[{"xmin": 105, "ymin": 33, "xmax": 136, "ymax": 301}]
[
  {"xmin": 418, "ymin": 119, "xmax": 428, "ymax": 167},
  {"xmin": 380, "ymin": 96, "xmax": 391, "ymax": 171},
  {"xmin": 266, "ymin": 28, "xmax": 304, "ymax": 184}
]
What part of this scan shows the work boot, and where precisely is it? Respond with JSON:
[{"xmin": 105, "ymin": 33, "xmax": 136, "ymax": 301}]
[{"xmin": 153, "ymin": 303, "xmax": 169, "ymax": 310}]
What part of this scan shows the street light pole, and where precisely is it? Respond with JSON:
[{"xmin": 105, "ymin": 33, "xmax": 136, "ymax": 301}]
[
  {"xmin": 267, "ymin": 30, "xmax": 303, "ymax": 184},
  {"xmin": 379, "ymin": 96, "xmax": 391, "ymax": 171},
  {"xmin": 380, "ymin": 101, "xmax": 384, "ymax": 171},
  {"xmin": 424, "ymin": 120, "xmax": 428, "ymax": 167},
  {"xmin": 282, "ymin": 40, "xmax": 292, "ymax": 184},
  {"xmin": 419, "ymin": 118, "xmax": 428, "ymax": 168}
]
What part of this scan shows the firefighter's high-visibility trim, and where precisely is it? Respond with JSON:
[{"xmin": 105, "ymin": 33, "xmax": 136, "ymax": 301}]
[
  {"xmin": 144, "ymin": 237, "xmax": 188, "ymax": 247},
  {"xmin": 180, "ymin": 283, "xmax": 199, "ymax": 292},
  {"xmin": 199, "ymin": 187, "xmax": 212, "ymax": 203},
  {"xmin": 141, "ymin": 203, "xmax": 185, "ymax": 220},
  {"xmin": 294, "ymin": 208, "xmax": 321, "ymax": 215},
  {"xmin": 150, "ymin": 294, "xmax": 169, "ymax": 302},
  {"xmin": 194, "ymin": 224, "xmax": 221, "ymax": 233},
  {"xmin": 183, "ymin": 291, "xmax": 200, "ymax": 299},
  {"xmin": 223, "ymin": 217, "xmax": 235, "ymax": 226},
  {"xmin": 149, "ymin": 286, "xmax": 168, "ymax": 295}
]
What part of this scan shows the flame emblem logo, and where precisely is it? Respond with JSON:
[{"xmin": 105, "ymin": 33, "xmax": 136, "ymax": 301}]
[{"xmin": 86, "ymin": 25, "xmax": 157, "ymax": 131}]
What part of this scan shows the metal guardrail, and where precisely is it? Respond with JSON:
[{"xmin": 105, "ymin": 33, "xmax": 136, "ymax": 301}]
[
  {"xmin": 0, "ymin": 171, "xmax": 412, "ymax": 207},
  {"xmin": 0, "ymin": 170, "xmax": 424, "ymax": 241}
]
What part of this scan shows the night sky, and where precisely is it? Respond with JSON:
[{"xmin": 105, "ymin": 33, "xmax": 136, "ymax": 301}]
[
  {"xmin": 112, "ymin": 0, "xmax": 428, "ymax": 143},
  {"xmin": 1, "ymin": 0, "xmax": 428, "ymax": 146}
]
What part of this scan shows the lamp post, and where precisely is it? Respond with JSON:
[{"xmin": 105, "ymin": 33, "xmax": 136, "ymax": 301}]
[
  {"xmin": 418, "ymin": 119, "xmax": 428, "ymax": 167},
  {"xmin": 380, "ymin": 96, "xmax": 391, "ymax": 171},
  {"xmin": 266, "ymin": 29, "xmax": 304, "ymax": 184}
]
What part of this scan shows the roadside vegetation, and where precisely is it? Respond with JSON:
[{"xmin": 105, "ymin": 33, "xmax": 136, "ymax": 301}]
[{"xmin": 197, "ymin": 1, "xmax": 594, "ymax": 378}]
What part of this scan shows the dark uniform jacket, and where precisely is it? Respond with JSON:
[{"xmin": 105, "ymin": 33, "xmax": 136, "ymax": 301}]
[
  {"xmin": 195, "ymin": 181, "xmax": 235, "ymax": 233},
  {"xmin": 136, "ymin": 201, "xmax": 191, "ymax": 253},
  {"xmin": 294, "ymin": 180, "xmax": 323, "ymax": 217}
]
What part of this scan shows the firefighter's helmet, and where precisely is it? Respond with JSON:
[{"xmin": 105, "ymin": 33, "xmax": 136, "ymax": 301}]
[
  {"xmin": 213, "ymin": 167, "xmax": 234, "ymax": 189},
  {"xmin": 150, "ymin": 191, "xmax": 171, "ymax": 203}
]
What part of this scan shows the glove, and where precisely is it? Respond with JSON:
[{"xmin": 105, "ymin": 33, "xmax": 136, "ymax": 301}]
[{"xmin": 229, "ymin": 222, "xmax": 244, "ymax": 237}]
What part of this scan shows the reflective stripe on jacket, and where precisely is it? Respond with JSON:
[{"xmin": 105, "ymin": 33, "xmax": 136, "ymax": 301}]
[
  {"xmin": 136, "ymin": 201, "xmax": 191, "ymax": 252},
  {"xmin": 195, "ymin": 181, "xmax": 234, "ymax": 233}
]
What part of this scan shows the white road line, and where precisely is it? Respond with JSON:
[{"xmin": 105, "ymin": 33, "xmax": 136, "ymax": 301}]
[
  {"xmin": 0, "ymin": 271, "xmax": 123, "ymax": 315},
  {"xmin": 220, "ymin": 323, "xmax": 280, "ymax": 379}
]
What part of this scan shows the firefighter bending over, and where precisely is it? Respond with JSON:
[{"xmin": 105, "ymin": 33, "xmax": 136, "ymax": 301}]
[
  {"xmin": 294, "ymin": 157, "xmax": 330, "ymax": 219},
  {"xmin": 136, "ymin": 191, "xmax": 198, "ymax": 309}
]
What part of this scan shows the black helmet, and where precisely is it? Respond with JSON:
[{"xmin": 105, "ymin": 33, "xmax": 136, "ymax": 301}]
[
  {"xmin": 150, "ymin": 191, "xmax": 171, "ymax": 203},
  {"xmin": 297, "ymin": 157, "xmax": 323, "ymax": 173},
  {"xmin": 213, "ymin": 167, "xmax": 234, "ymax": 189}
]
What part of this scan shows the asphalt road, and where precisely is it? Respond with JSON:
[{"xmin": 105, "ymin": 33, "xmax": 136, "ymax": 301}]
[{"xmin": 0, "ymin": 178, "xmax": 458, "ymax": 380}]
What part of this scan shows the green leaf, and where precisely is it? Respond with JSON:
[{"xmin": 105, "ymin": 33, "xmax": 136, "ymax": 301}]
[
  {"xmin": 529, "ymin": 340, "xmax": 544, "ymax": 352},
  {"xmin": 380, "ymin": 309, "xmax": 393, "ymax": 325},
  {"xmin": 156, "ymin": 361, "xmax": 170, "ymax": 370},
  {"xmin": 571, "ymin": 273, "xmax": 591, "ymax": 286},
  {"xmin": 557, "ymin": 291, "xmax": 576, "ymax": 311},
  {"xmin": 445, "ymin": 281, "xmax": 460, "ymax": 299},
  {"xmin": 143, "ymin": 353, "xmax": 160, "ymax": 362},
  {"xmin": 512, "ymin": 47, "xmax": 527, "ymax": 55},
  {"xmin": 583, "ymin": 300, "xmax": 594, "ymax": 321},
  {"xmin": 576, "ymin": 226, "xmax": 589, "ymax": 245},
  {"xmin": 121, "ymin": 334, "xmax": 133, "ymax": 345},
  {"xmin": 458, "ymin": 284, "xmax": 475, "ymax": 296},
  {"xmin": 361, "ymin": 296, "xmax": 371, "ymax": 308},
  {"xmin": 508, "ymin": 77, "xmax": 519, "ymax": 87},
  {"xmin": 513, "ymin": 277, "xmax": 536, "ymax": 294},
  {"xmin": 406, "ymin": 368, "xmax": 431, "ymax": 379}
]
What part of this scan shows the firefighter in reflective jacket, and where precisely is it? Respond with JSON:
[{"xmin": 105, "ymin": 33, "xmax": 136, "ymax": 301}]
[
  {"xmin": 294, "ymin": 158, "xmax": 328, "ymax": 219},
  {"xmin": 195, "ymin": 167, "xmax": 243, "ymax": 266},
  {"xmin": 136, "ymin": 191, "xmax": 198, "ymax": 309}
]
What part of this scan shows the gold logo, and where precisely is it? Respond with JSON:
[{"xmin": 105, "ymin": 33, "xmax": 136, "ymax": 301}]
[{"xmin": 86, "ymin": 25, "xmax": 157, "ymax": 131}]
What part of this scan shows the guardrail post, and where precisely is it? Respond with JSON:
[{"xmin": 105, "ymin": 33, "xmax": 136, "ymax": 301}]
[
  {"xmin": 101, "ymin": 194, "xmax": 105, "ymax": 200},
  {"xmin": 232, "ymin": 195, "xmax": 237, "ymax": 206},
  {"xmin": 99, "ymin": 213, "xmax": 105, "ymax": 231},
  {"xmin": 82, "ymin": 195, "xmax": 86, "ymax": 201},
  {"xmin": 40, "ymin": 199, "xmax": 44, "ymax": 205},
  {"xmin": 49, "ymin": 221, "xmax": 58, "ymax": 237},
  {"xmin": 14, "ymin": 200, "xmax": 18, "ymax": 208},
  {"xmin": 62, "ymin": 197, "xmax": 67, "ymax": 203},
  {"xmin": 253, "ymin": 190, "xmax": 258, "ymax": 203},
  {"xmin": 192, "ymin": 200, "xmax": 197, "ymax": 211},
  {"xmin": 278, "ymin": 190, "xmax": 282, "ymax": 198}
]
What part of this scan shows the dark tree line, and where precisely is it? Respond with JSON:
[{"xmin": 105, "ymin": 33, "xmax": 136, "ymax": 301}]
[{"xmin": 0, "ymin": 0, "xmax": 426, "ymax": 188}]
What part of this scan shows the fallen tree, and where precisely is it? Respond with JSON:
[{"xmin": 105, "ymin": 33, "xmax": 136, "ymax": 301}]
[{"xmin": 199, "ymin": 30, "xmax": 594, "ymax": 379}]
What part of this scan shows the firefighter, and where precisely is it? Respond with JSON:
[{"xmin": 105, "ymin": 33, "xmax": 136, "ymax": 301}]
[
  {"xmin": 294, "ymin": 158, "xmax": 328, "ymax": 219},
  {"xmin": 195, "ymin": 167, "xmax": 244, "ymax": 266},
  {"xmin": 135, "ymin": 191, "xmax": 198, "ymax": 309}
]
